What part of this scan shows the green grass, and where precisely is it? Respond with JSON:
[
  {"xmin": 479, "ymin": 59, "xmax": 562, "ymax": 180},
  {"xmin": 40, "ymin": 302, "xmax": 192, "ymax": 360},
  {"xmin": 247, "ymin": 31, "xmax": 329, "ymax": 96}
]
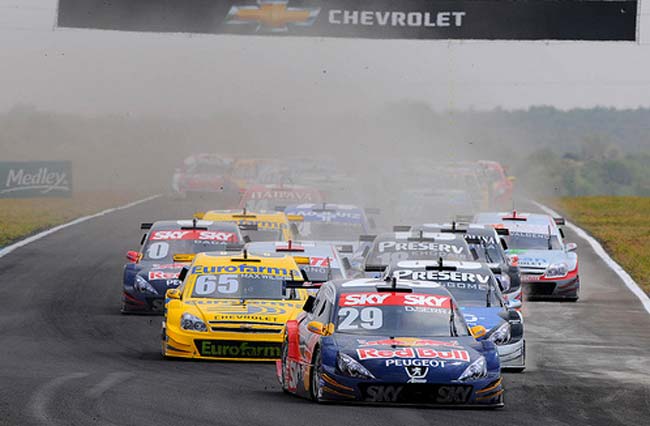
[
  {"xmin": 0, "ymin": 192, "xmax": 143, "ymax": 247},
  {"xmin": 555, "ymin": 196, "xmax": 650, "ymax": 294}
]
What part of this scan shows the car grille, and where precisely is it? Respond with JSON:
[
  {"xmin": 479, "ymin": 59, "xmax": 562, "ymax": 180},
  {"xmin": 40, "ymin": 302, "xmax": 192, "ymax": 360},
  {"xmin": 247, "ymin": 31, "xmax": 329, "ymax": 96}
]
[{"xmin": 208, "ymin": 321, "xmax": 283, "ymax": 334}]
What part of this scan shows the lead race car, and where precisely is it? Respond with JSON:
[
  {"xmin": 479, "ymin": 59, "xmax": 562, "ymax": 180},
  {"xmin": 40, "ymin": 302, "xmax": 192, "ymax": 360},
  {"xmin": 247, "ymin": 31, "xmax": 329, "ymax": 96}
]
[
  {"xmin": 121, "ymin": 219, "xmax": 243, "ymax": 314},
  {"xmin": 386, "ymin": 260, "xmax": 525, "ymax": 371},
  {"xmin": 474, "ymin": 211, "xmax": 579, "ymax": 300},
  {"xmin": 278, "ymin": 277, "xmax": 504, "ymax": 407},
  {"xmin": 162, "ymin": 251, "xmax": 309, "ymax": 361}
]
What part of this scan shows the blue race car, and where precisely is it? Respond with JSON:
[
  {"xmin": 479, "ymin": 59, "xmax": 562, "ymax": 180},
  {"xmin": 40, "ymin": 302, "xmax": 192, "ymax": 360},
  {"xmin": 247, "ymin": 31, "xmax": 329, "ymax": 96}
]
[
  {"xmin": 283, "ymin": 203, "xmax": 376, "ymax": 251},
  {"xmin": 121, "ymin": 219, "xmax": 243, "ymax": 314},
  {"xmin": 278, "ymin": 277, "xmax": 504, "ymax": 407},
  {"xmin": 386, "ymin": 260, "xmax": 525, "ymax": 371}
]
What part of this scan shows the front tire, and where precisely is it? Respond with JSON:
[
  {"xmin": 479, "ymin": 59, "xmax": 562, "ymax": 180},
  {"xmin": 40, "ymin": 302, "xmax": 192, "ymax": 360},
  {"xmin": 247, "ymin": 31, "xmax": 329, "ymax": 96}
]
[{"xmin": 309, "ymin": 347, "xmax": 323, "ymax": 402}]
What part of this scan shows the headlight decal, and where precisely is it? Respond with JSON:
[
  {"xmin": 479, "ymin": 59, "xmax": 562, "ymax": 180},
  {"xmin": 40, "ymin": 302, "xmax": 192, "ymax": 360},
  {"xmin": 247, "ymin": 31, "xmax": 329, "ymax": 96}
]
[{"xmin": 181, "ymin": 312, "xmax": 208, "ymax": 332}]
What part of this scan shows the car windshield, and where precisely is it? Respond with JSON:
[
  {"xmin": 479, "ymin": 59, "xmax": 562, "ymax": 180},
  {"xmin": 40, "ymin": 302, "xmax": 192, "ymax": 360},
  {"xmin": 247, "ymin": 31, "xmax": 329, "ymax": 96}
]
[
  {"xmin": 366, "ymin": 239, "xmax": 471, "ymax": 267},
  {"xmin": 468, "ymin": 242, "xmax": 505, "ymax": 264},
  {"xmin": 241, "ymin": 228, "xmax": 284, "ymax": 242},
  {"xmin": 507, "ymin": 233, "xmax": 562, "ymax": 250},
  {"xmin": 189, "ymin": 274, "xmax": 298, "ymax": 300},
  {"xmin": 142, "ymin": 230, "xmax": 239, "ymax": 262},
  {"xmin": 298, "ymin": 222, "xmax": 364, "ymax": 241},
  {"xmin": 335, "ymin": 292, "xmax": 469, "ymax": 337}
]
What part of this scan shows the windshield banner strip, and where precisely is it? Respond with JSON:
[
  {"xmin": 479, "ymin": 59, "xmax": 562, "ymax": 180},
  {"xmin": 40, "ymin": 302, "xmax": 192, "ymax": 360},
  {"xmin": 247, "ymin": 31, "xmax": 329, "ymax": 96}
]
[
  {"xmin": 57, "ymin": 0, "xmax": 637, "ymax": 41},
  {"xmin": 339, "ymin": 292, "xmax": 451, "ymax": 308}
]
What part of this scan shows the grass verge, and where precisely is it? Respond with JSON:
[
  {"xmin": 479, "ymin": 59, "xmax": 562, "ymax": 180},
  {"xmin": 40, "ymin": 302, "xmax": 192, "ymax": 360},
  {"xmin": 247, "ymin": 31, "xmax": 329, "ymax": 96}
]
[
  {"xmin": 0, "ymin": 192, "xmax": 146, "ymax": 247},
  {"xmin": 555, "ymin": 196, "xmax": 650, "ymax": 294}
]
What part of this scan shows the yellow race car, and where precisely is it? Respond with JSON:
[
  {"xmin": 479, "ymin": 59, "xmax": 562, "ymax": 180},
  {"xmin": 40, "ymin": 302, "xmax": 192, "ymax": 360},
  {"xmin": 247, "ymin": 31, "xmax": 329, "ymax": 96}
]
[
  {"xmin": 162, "ymin": 251, "xmax": 309, "ymax": 361},
  {"xmin": 195, "ymin": 209, "xmax": 301, "ymax": 242}
]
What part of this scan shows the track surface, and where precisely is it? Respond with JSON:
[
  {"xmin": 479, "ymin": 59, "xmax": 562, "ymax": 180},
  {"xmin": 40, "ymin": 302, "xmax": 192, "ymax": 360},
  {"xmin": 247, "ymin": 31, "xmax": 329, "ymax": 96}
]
[{"xmin": 1, "ymin": 195, "xmax": 649, "ymax": 426}]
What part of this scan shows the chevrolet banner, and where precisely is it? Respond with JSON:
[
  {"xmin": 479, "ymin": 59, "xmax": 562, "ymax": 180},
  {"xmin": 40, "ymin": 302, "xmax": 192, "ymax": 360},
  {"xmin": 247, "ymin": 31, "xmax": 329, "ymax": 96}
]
[
  {"xmin": 57, "ymin": 0, "xmax": 637, "ymax": 41},
  {"xmin": 0, "ymin": 162, "xmax": 72, "ymax": 198}
]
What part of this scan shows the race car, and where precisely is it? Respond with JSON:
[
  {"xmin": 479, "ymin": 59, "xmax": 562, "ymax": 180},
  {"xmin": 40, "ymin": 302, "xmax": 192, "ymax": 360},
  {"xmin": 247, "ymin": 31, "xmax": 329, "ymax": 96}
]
[
  {"xmin": 410, "ymin": 223, "xmax": 522, "ymax": 309},
  {"xmin": 283, "ymin": 203, "xmax": 376, "ymax": 250},
  {"xmin": 475, "ymin": 212, "xmax": 578, "ymax": 300},
  {"xmin": 355, "ymin": 231, "xmax": 473, "ymax": 277},
  {"xmin": 171, "ymin": 154, "xmax": 238, "ymax": 198},
  {"xmin": 477, "ymin": 161, "xmax": 516, "ymax": 209},
  {"xmin": 278, "ymin": 277, "xmax": 504, "ymax": 407},
  {"xmin": 386, "ymin": 260, "xmax": 525, "ymax": 371},
  {"xmin": 122, "ymin": 219, "xmax": 243, "ymax": 314},
  {"xmin": 162, "ymin": 251, "xmax": 309, "ymax": 361},
  {"xmin": 246, "ymin": 240, "xmax": 360, "ymax": 283},
  {"xmin": 238, "ymin": 183, "xmax": 324, "ymax": 212},
  {"xmin": 195, "ymin": 209, "xmax": 301, "ymax": 242}
]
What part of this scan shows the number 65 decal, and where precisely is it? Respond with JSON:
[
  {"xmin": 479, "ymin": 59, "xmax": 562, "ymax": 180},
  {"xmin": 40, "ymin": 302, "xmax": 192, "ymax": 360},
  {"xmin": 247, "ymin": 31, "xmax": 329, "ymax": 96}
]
[{"xmin": 194, "ymin": 274, "xmax": 239, "ymax": 295}]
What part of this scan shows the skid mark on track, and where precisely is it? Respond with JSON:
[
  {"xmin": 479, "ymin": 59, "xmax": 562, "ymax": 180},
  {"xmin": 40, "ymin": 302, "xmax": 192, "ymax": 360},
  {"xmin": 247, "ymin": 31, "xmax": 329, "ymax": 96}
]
[
  {"xmin": 87, "ymin": 372, "xmax": 134, "ymax": 399},
  {"xmin": 29, "ymin": 372, "xmax": 89, "ymax": 425}
]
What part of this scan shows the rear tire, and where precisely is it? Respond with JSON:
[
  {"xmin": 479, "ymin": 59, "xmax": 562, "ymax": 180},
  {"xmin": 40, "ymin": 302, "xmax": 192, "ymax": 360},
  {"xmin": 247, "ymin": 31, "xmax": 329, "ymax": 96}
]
[{"xmin": 309, "ymin": 347, "xmax": 323, "ymax": 402}]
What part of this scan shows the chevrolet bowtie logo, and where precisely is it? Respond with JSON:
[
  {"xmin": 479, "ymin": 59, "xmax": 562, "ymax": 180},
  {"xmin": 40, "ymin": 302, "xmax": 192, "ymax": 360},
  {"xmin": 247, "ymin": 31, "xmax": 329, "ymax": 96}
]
[{"xmin": 225, "ymin": 0, "xmax": 320, "ymax": 31}]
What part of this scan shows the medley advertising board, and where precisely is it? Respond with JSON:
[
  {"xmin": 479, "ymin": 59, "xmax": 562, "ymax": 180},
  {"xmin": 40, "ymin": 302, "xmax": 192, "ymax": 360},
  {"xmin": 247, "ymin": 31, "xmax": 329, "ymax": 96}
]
[
  {"xmin": 57, "ymin": 0, "xmax": 638, "ymax": 41},
  {"xmin": 0, "ymin": 162, "xmax": 72, "ymax": 198}
]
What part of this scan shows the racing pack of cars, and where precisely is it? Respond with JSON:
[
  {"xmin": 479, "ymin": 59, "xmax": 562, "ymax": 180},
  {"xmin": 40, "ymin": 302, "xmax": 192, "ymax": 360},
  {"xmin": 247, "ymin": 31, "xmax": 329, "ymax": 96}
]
[{"xmin": 121, "ymin": 155, "xmax": 579, "ymax": 408}]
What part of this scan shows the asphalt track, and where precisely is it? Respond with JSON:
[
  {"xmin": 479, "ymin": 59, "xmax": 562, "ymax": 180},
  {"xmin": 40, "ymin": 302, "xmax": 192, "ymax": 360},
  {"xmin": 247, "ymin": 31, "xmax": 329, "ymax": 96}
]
[{"xmin": 1, "ymin": 195, "xmax": 649, "ymax": 426}]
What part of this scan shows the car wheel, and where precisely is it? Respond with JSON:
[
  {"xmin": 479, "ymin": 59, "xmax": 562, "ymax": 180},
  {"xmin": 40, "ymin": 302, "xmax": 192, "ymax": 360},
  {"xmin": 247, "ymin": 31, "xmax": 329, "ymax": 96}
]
[
  {"xmin": 309, "ymin": 346, "xmax": 323, "ymax": 402},
  {"xmin": 280, "ymin": 335, "xmax": 290, "ymax": 393}
]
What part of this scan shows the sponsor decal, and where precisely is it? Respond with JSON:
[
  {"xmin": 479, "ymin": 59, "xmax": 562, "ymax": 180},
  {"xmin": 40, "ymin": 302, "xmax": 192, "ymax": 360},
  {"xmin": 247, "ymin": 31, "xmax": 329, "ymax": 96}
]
[
  {"xmin": 289, "ymin": 209, "xmax": 362, "ymax": 223},
  {"xmin": 57, "ymin": 0, "xmax": 638, "ymax": 42},
  {"xmin": 356, "ymin": 347, "xmax": 470, "ymax": 362},
  {"xmin": 309, "ymin": 257, "xmax": 330, "ymax": 267},
  {"xmin": 358, "ymin": 338, "xmax": 461, "ymax": 348},
  {"xmin": 364, "ymin": 385, "xmax": 403, "ymax": 403},
  {"xmin": 0, "ymin": 161, "xmax": 71, "ymax": 198},
  {"xmin": 339, "ymin": 292, "xmax": 451, "ymax": 308},
  {"xmin": 437, "ymin": 386, "xmax": 473, "ymax": 404},
  {"xmin": 378, "ymin": 241, "xmax": 465, "ymax": 254},
  {"xmin": 247, "ymin": 190, "xmax": 317, "ymax": 201},
  {"xmin": 148, "ymin": 271, "xmax": 180, "ymax": 280},
  {"xmin": 386, "ymin": 359, "xmax": 447, "ymax": 369},
  {"xmin": 195, "ymin": 340, "xmax": 281, "ymax": 358},
  {"xmin": 404, "ymin": 365, "xmax": 429, "ymax": 383},
  {"xmin": 149, "ymin": 230, "xmax": 238, "ymax": 242},
  {"xmin": 236, "ymin": 219, "xmax": 284, "ymax": 229},
  {"xmin": 151, "ymin": 263, "xmax": 186, "ymax": 269},
  {"xmin": 191, "ymin": 263, "xmax": 294, "ymax": 277},
  {"xmin": 393, "ymin": 269, "xmax": 490, "ymax": 284},
  {"xmin": 225, "ymin": 0, "xmax": 320, "ymax": 31}
]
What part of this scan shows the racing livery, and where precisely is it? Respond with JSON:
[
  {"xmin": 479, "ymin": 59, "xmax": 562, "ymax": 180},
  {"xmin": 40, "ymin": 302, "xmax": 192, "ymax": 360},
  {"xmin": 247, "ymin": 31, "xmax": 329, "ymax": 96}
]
[
  {"xmin": 162, "ymin": 251, "xmax": 309, "ymax": 361},
  {"xmin": 122, "ymin": 220, "xmax": 243, "ymax": 314},
  {"xmin": 410, "ymin": 223, "xmax": 522, "ymax": 309},
  {"xmin": 387, "ymin": 260, "xmax": 525, "ymax": 370},
  {"xmin": 474, "ymin": 212, "xmax": 579, "ymax": 300},
  {"xmin": 278, "ymin": 278, "xmax": 504, "ymax": 407},
  {"xmin": 172, "ymin": 154, "xmax": 238, "ymax": 198},
  {"xmin": 357, "ymin": 231, "xmax": 473, "ymax": 277},
  {"xmin": 283, "ymin": 203, "xmax": 375, "ymax": 250},
  {"xmin": 239, "ymin": 184, "xmax": 324, "ymax": 212},
  {"xmin": 196, "ymin": 209, "xmax": 302, "ymax": 242}
]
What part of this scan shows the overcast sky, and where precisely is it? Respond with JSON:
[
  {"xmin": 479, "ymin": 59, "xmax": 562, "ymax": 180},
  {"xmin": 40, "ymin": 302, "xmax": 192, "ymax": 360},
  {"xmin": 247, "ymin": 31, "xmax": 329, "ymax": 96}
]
[{"xmin": 2, "ymin": 0, "xmax": 650, "ymax": 117}]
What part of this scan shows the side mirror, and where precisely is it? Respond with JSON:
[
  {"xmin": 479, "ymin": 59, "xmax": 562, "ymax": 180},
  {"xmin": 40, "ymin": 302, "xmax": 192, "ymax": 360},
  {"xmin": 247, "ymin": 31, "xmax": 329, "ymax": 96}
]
[
  {"xmin": 498, "ymin": 309, "xmax": 521, "ymax": 323},
  {"xmin": 126, "ymin": 250, "xmax": 141, "ymax": 263},
  {"xmin": 566, "ymin": 242, "xmax": 577, "ymax": 252},
  {"xmin": 302, "ymin": 295, "xmax": 316, "ymax": 313},
  {"xmin": 166, "ymin": 288, "xmax": 181, "ymax": 300},
  {"xmin": 178, "ymin": 266, "xmax": 189, "ymax": 282},
  {"xmin": 307, "ymin": 321, "xmax": 334, "ymax": 336},
  {"xmin": 470, "ymin": 325, "xmax": 487, "ymax": 339}
]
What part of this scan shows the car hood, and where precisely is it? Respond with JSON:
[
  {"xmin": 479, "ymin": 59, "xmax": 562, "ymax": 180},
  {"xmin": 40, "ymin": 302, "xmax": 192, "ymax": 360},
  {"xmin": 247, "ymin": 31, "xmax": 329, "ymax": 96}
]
[
  {"xmin": 459, "ymin": 307, "xmax": 504, "ymax": 332},
  {"xmin": 332, "ymin": 334, "xmax": 484, "ymax": 382},
  {"xmin": 191, "ymin": 299, "xmax": 303, "ymax": 326},
  {"xmin": 506, "ymin": 249, "xmax": 571, "ymax": 269}
]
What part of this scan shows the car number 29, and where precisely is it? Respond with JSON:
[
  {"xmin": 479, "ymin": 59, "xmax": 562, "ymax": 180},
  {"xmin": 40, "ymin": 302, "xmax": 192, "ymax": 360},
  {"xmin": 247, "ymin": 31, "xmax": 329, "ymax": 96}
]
[
  {"xmin": 338, "ymin": 307, "xmax": 383, "ymax": 330},
  {"xmin": 194, "ymin": 275, "xmax": 239, "ymax": 295}
]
